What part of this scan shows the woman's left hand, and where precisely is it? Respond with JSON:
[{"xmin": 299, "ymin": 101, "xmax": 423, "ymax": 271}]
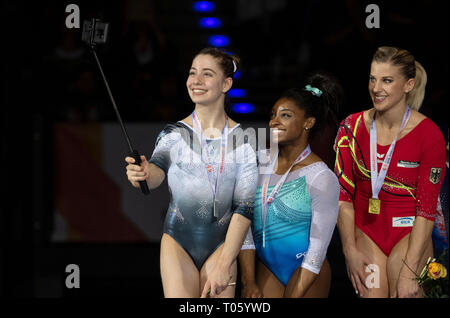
[
  {"xmin": 201, "ymin": 264, "xmax": 233, "ymax": 298},
  {"xmin": 393, "ymin": 276, "xmax": 422, "ymax": 298}
]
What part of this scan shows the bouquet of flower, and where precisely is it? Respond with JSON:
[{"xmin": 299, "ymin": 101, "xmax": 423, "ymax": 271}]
[{"xmin": 416, "ymin": 253, "xmax": 448, "ymax": 298}]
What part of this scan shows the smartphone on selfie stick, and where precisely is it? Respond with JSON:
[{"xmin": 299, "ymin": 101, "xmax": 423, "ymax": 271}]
[{"xmin": 82, "ymin": 18, "xmax": 150, "ymax": 195}]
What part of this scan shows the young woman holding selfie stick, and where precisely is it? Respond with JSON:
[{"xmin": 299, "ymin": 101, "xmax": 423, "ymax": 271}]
[{"xmin": 125, "ymin": 48, "xmax": 258, "ymax": 297}]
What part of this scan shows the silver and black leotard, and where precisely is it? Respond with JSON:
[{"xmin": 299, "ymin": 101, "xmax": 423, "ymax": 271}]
[{"xmin": 149, "ymin": 121, "xmax": 258, "ymax": 270}]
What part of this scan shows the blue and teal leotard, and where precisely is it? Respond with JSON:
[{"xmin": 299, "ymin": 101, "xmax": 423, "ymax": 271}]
[{"xmin": 242, "ymin": 160, "xmax": 339, "ymax": 286}]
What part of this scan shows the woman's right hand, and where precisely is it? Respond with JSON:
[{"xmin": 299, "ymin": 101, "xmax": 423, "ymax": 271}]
[
  {"xmin": 240, "ymin": 281, "xmax": 263, "ymax": 298},
  {"xmin": 125, "ymin": 155, "xmax": 150, "ymax": 188},
  {"xmin": 344, "ymin": 247, "xmax": 371, "ymax": 297}
]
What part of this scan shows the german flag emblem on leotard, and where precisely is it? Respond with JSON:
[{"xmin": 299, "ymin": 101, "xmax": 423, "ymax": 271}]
[{"xmin": 429, "ymin": 167, "xmax": 443, "ymax": 184}]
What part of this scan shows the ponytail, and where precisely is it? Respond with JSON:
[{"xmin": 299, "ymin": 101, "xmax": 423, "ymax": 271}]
[
  {"xmin": 279, "ymin": 72, "xmax": 344, "ymax": 141},
  {"xmin": 306, "ymin": 72, "xmax": 344, "ymax": 126},
  {"xmin": 407, "ymin": 61, "xmax": 427, "ymax": 111}
]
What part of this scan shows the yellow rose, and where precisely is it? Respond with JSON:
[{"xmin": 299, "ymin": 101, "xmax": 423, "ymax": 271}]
[{"xmin": 427, "ymin": 262, "xmax": 447, "ymax": 280}]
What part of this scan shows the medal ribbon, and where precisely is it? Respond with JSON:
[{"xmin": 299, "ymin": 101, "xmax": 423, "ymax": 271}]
[
  {"xmin": 370, "ymin": 106, "xmax": 411, "ymax": 200},
  {"xmin": 192, "ymin": 111, "xmax": 228, "ymax": 218},
  {"xmin": 260, "ymin": 145, "xmax": 312, "ymax": 247}
]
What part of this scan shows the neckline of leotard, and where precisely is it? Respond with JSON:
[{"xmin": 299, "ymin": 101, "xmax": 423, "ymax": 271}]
[
  {"xmin": 360, "ymin": 111, "xmax": 429, "ymax": 148},
  {"xmin": 177, "ymin": 120, "xmax": 241, "ymax": 140},
  {"xmin": 272, "ymin": 161, "xmax": 326, "ymax": 176}
]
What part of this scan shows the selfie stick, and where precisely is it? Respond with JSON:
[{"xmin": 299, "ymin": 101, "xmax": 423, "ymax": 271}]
[{"xmin": 82, "ymin": 19, "xmax": 149, "ymax": 195}]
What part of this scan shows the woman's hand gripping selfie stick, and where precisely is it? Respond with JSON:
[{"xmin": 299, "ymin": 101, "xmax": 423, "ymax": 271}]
[{"xmin": 82, "ymin": 18, "xmax": 149, "ymax": 195}]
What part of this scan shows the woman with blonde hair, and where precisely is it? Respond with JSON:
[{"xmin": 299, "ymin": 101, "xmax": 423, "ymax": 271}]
[{"xmin": 334, "ymin": 46, "xmax": 446, "ymax": 297}]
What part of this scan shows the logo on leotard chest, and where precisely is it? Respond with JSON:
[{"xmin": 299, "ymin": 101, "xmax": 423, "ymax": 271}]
[
  {"xmin": 377, "ymin": 153, "xmax": 385, "ymax": 164},
  {"xmin": 397, "ymin": 160, "xmax": 419, "ymax": 168}
]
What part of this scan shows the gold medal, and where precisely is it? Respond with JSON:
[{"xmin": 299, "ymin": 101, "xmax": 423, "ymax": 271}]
[{"xmin": 368, "ymin": 198, "xmax": 381, "ymax": 215}]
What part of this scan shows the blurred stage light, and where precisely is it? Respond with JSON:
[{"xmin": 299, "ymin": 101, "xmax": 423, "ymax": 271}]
[
  {"xmin": 208, "ymin": 35, "xmax": 230, "ymax": 47},
  {"xmin": 193, "ymin": 1, "xmax": 216, "ymax": 12},
  {"xmin": 199, "ymin": 17, "xmax": 222, "ymax": 28},
  {"xmin": 231, "ymin": 103, "xmax": 256, "ymax": 114},
  {"xmin": 228, "ymin": 88, "xmax": 247, "ymax": 98},
  {"xmin": 233, "ymin": 70, "xmax": 242, "ymax": 79}
]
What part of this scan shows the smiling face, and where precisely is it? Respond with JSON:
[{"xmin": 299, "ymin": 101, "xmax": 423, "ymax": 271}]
[
  {"xmin": 269, "ymin": 97, "xmax": 315, "ymax": 145},
  {"xmin": 186, "ymin": 54, "xmax": 232, "ymax": 106},
  {"xmin": 369, "ymin": 61, "xmax": 415, "ymax": 113}
]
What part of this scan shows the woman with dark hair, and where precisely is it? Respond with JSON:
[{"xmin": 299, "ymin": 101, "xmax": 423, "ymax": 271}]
[
  {"xmin": 125, "ymin": 47, "xmax": 258, "ymax": 297},
  {"xmin": 239, "ymin": 73, "xmax": 343, "ymax": 297},
  {"xmin": 334, "ymin": 46, "xmax": 446, "ymax": 297}
]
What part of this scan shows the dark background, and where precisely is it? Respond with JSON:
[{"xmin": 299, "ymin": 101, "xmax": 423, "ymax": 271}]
[{"xmin": 1, "ymin": 0, "xmax": 448, "ymax": 299}]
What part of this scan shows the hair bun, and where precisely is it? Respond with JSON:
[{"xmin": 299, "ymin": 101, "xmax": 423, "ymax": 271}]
[{"xmin": 306, "ymin": 71, "xmax": 344, "ymax": 119}]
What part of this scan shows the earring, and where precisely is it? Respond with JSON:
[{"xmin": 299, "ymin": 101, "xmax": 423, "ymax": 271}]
[{"xmin": 304, "ymin": 127, "xmax": 309, "ymax": 131}]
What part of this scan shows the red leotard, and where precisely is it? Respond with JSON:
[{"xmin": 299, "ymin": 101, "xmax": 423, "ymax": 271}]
[{"xmin": 334, "ymin": 111, "xmax": 446, "ymax": 256}]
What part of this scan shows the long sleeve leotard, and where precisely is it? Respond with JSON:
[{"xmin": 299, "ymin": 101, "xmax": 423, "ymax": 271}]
[
  {"xmin": 149, "ymin": 122, "xmax": 258, "ymax": 270},
  {"xmin": 334, "ymin": 112, "xmax": 446, "ymax": 256}
]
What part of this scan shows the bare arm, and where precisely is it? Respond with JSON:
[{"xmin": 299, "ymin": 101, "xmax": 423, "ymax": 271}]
[
  {"xmin": 337, "ymin": 201, "xmax": 371, "ymax": 296},
  {"xmin": 125, "ymin": 156, "xmax": 165, "ymax": 190},
  {"xmin": 201, "ymin": 214, "xmax": 251, "ymax": 297},
  {"xmin": 202, "ymin": 140, "xmax": 258, "ymax": 298},
  {"xmin": 395, "ymin": 124, "xmax": 446, "ymax": 297},
  {"xmin": 238, "ymin": 249, "xmax": 263, "ymax": 298},
  {"xmin": 337, "ymin": 201, "xmax": 357, "ymax": 257},
  {"xmin": 238, "ymin": 250, "xmax": 256, "ymax": 285},
  {"xmin": 218, "ymin": 213, "xmax": 251, "ymax": 266},
  {"xmin": 284, "ymin": 268, "xmax": 317, "ymax": 298},
  {"xmin": 146, "ymin": 163, "xmax": 165, "ymax": 189},
  {"xmin": 402, "ymin": 216, "xmax": 434, "ymax": 274},
  {"xmin": 395, "ymin": 216, "xmax": 434, "ymax": 297}
]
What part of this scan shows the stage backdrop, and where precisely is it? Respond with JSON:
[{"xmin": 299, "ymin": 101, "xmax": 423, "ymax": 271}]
[{"xmin": 52, "ymin": 121, "xmax": 272, "ymax": 242}]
